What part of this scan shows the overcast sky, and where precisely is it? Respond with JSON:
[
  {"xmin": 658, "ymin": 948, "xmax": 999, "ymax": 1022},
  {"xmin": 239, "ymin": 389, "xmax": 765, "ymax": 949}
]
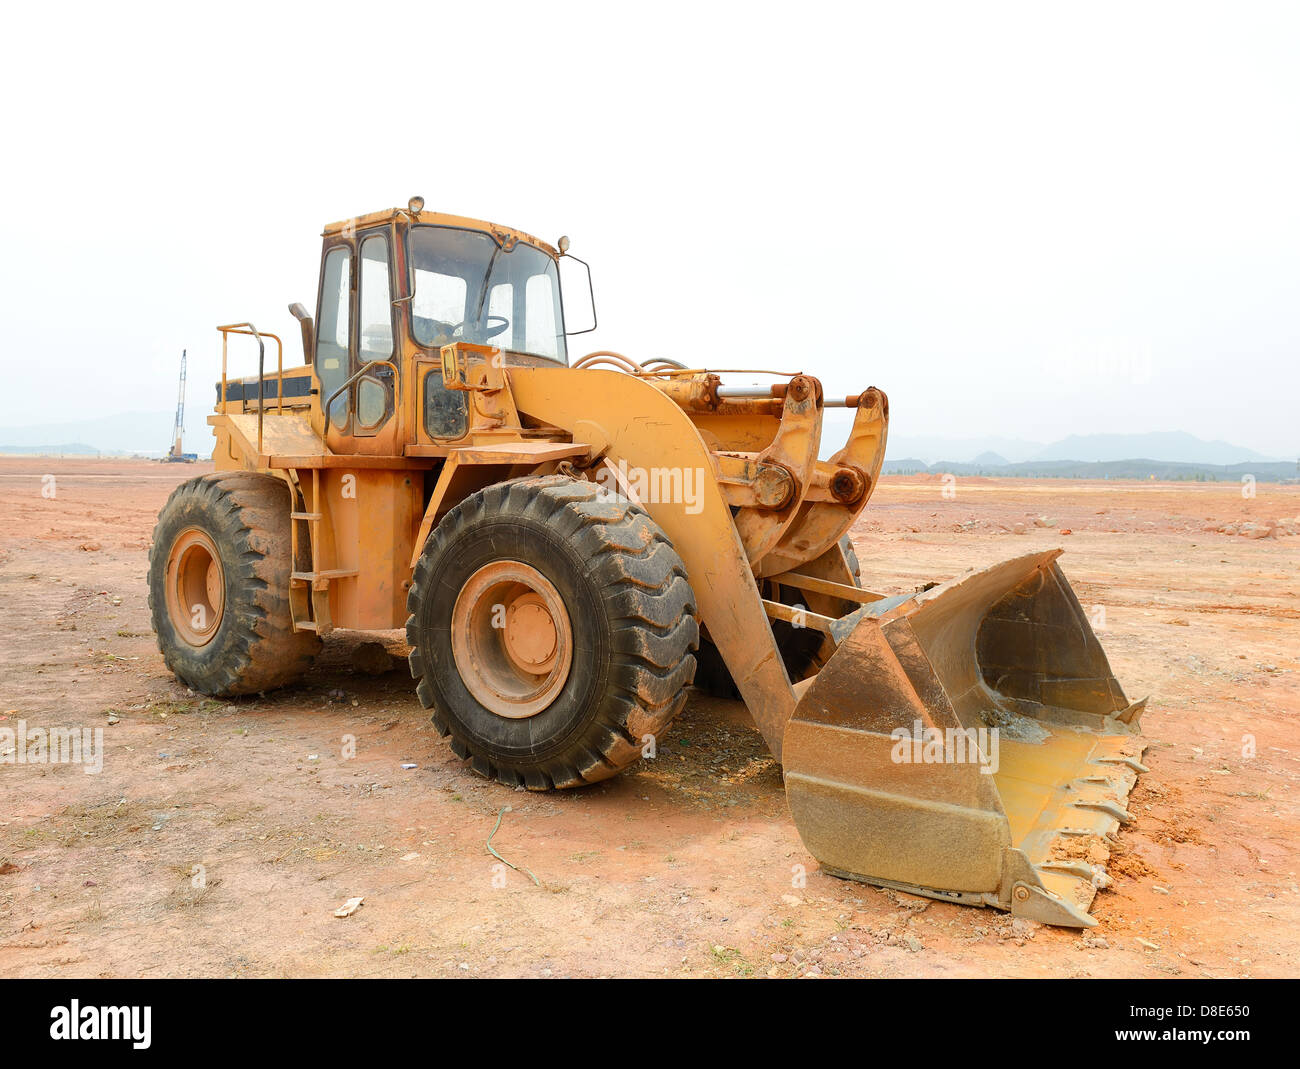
[{"xmin": 2, "ymin": 1, "xmax": 1295, "ymax": 456}]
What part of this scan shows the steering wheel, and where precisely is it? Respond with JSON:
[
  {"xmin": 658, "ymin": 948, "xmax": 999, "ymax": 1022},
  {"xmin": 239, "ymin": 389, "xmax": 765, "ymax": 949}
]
[
  {"xmin": 421, "ymin": 315, "xmax": 510, "ymax": 343},
  {"xmin": 480, "ymin": 315, "xmax": 509, "ymax": 340}
]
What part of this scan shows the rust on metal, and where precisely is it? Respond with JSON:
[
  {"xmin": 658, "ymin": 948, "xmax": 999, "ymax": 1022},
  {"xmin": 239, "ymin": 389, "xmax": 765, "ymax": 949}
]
[
  {"xmin": 193, "ymin": 201, "xmax": 1148, "ymax": 927},
  {"xmin": 450, "ymin": 560, "xmax": 574, "ymax": 718},
  {"xmin": 784, "ymin": 551, "xmax": 1147, "ymax": 927},
  {"xmin": 164, "ymin": 527, "xmax": 225, "ymax": 647}
]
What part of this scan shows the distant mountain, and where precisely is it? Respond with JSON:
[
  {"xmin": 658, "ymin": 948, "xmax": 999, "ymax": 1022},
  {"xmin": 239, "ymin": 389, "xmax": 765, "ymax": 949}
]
[
  {"xmin": 851, "ymin": 424, "xmax": 1287, "ymax": 467},
  {"xmin": 0, "ymin": 442, "xmax": 113, "ymax": 456},
  {"xmin": 883, "ymin": 457, "xmax": 1297, "ymax": 482},
  {"xmin": 818, "ymin": 413, "xmax": 1046, "ymax": 464},
  {"xmin": 873, "ymin": 428, "xmax": 1295, "ymax": 480},
  {"xmin": 883, "ymin": 433, "xmax": 1045, "ymax": 465},
  {"xmin": 881, "ymin": 457, "xmax": 931, "ymax": 474},
  {"xmin": 1031, "ymin": 431, "xmax": 1285, "ymax": 466},
  {"xmin": 0, "ymin": 410, "xmax": 178, "ymax": 457}
]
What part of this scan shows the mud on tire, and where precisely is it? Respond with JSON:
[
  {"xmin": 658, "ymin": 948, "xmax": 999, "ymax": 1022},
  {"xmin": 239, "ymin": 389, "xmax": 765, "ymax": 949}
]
[
  {"xmin": 148, "ymin": 472, "xmax": 321, "ymax": 696},
  {"xmin": 405, "ymin": 474, "xmax": 699, "ymax": 789}
]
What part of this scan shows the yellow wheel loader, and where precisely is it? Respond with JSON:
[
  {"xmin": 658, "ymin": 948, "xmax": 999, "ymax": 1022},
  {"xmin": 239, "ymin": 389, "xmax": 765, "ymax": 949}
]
[{"xmin": 149, "ymin": 199, "xmax": 1148, "ymax": 928}]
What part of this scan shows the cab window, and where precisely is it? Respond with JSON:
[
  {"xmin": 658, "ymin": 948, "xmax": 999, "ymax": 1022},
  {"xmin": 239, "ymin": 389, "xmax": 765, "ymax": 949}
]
[
  {"xmin": 409, "ymin": 225, "xmax": 567, "ymax": 363},
  {"xmin": 317, "ymin": 245, "xmax": 351, "ymax": 429}
]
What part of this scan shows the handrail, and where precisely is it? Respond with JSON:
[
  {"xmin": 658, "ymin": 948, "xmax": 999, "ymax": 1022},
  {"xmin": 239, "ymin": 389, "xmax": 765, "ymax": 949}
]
[
  {"xmin": 323, "ymin": 359, "xmax": 399, "ymax": 432},
  {"xmin": 218, "ymin": 324, "xmax": 284, "ymax": 455}
]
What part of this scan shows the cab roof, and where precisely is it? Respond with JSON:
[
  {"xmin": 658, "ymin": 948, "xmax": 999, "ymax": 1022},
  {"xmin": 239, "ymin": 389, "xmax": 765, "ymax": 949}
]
[{"xmin": 322, "ymin": 207, "xmax": 559, "ymax": 259}]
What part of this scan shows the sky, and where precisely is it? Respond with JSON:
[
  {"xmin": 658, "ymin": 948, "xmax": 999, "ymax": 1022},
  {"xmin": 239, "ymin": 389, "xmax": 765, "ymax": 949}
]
[{"xmin": 2, "ymin": 0, "xmax": 1296, "ymax": 457}]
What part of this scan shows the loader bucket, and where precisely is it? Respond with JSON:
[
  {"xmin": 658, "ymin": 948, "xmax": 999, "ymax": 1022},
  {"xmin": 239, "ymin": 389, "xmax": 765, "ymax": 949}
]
[{"xmin": 783, "ymin": 550, "xmax": 1147, "ymax": 927}]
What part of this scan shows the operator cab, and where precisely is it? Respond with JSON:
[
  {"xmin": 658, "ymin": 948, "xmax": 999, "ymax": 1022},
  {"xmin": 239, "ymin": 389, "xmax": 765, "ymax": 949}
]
[{"xmin": 310, "ymin": 206, "xmax": 578, "ymax": 448}]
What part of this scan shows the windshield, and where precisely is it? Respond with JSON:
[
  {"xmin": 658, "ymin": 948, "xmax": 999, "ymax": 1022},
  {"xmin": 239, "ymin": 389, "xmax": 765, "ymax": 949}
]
[{"xmin": 409, "ymin": 225, "xmax": 567, "ymax": 363}]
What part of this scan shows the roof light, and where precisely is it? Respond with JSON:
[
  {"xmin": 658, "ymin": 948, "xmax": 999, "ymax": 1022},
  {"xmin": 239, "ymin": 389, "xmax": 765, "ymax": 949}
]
[
  {"xmin": 557, "ymin": 235, "xmax": 570, "ymax": 254},
  {"xmin": 408, "ymin": 195, "xmax": 425, "ymax": 214}
]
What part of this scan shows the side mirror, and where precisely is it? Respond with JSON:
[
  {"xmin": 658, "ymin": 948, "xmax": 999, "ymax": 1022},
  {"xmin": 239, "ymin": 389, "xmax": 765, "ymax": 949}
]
[
  {"xmin": 559, "ymin": 254, "xmax": 597, "ymax": 336},
  {"xmin": 440, "ymin": 342, "xmax": 505, "ymax": 392},
  {"xmin": 288, "ymin": 302, "xmax": 314, "ymax": 364}
]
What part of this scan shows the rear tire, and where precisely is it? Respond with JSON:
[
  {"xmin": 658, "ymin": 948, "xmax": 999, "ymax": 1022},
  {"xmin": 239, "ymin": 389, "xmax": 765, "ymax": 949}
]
[
  {"xmin": 406, "ymin": 475, "xmax": 698, "ymax": 789},
  {"xmin": 148, "ymin": 472, "xmax": 320, "ymax": 696}
]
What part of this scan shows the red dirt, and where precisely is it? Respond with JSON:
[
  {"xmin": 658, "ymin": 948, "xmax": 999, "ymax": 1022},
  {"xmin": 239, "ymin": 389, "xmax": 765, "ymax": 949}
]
[{"xmin": 1, "ymin": 459, "xmax": 1296, "ymax": 977}]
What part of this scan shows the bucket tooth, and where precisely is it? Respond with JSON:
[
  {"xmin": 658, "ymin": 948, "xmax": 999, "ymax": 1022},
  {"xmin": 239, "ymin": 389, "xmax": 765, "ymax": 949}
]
[
  {"xmin": 1100, "ymin": 755, "xmax": 1150, "ymax": 774},
  {"xmin": 1117, "ymin": 698, "xmax": 1147, "ymax": 726},
  {"xmin": 1070, "ymin": 800, "xmax": 1134, "ymax": 824},
  {"xmin": 1012, "ymin": 882, "xmax": 1098, "ymax": 928},
  {"xmin": 1040, "ymin": 860, "xmax": 1110, "ymax": 886},
  {"xmin": 783, "ymin": 550, "xmax": 1148, "ymax": 928}
]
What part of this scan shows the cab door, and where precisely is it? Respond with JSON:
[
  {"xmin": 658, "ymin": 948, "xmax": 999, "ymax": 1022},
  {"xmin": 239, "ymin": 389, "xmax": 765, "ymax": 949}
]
[
  {"xmin": 314, "ymin": 229, "xmax": 397, "ymax": 442},
  {"xmin": 315, "ymin": 241, "xmax": 353, "ymax": 434},
  {"xmin": 352, "ymin": 231, "xmax": 397, "ymax": 437}
]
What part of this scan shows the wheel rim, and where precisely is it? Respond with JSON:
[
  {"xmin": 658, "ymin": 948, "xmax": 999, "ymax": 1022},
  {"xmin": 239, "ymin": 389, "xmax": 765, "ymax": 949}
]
[
  {"xmin": 451, "ymin": 561, "xmax": 574, "ymax": 718},
  {"xmin": 165, "ymin": 527, "xmax": 225, "ymax": 647}
]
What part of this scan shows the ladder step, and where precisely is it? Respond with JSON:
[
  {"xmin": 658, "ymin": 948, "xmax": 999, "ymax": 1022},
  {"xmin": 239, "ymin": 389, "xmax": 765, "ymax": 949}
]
[
  {"xmin": 294, "ymin": 620, "xmax": 321, "ymax": 632},
  {"xmin": 291, "ymin": 569, "xmax": 359, "ymax": 582},
  {"xmin": 291, "ymin": 512, "xmax": 322, "ymax": 521}
]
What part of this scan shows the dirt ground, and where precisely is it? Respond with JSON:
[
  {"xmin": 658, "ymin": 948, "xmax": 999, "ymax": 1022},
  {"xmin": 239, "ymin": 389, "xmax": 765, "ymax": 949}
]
[{"xmin": 1, "ymin": 456, "xmax": 1296, "ymax": 978}]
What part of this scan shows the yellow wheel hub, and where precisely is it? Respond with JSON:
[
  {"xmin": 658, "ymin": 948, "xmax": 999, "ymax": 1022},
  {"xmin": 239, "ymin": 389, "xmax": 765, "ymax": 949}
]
[
  {"xmin": 451, "ymin": 561, "xmax": 574, "ymax": 718},
  {"xmin": 165, "ymin": 527, "xmax": 225, "ymax": 647}
]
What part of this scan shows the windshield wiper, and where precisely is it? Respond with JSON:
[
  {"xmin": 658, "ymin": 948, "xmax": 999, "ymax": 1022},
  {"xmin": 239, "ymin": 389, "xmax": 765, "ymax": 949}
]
[{"xmin": 472, "ymin": 242, "xmax": 503, "ymax": 326}]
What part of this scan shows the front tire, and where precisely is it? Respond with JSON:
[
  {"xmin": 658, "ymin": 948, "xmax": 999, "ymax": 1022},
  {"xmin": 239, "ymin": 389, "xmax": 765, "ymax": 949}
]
[
  {"xmin": 148, "ymin": 472, "xmax": 320, "ymax": 696},
  {"xmin": 406, "ymin": 475, "xmax": 698, "ymax": 789}
]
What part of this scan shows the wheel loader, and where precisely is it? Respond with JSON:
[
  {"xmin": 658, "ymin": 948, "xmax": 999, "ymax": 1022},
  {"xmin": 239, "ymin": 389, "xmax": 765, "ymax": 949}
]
[{"xmin": 149, "ymin": 199, "xmax": 1148, "ymax": 928}]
